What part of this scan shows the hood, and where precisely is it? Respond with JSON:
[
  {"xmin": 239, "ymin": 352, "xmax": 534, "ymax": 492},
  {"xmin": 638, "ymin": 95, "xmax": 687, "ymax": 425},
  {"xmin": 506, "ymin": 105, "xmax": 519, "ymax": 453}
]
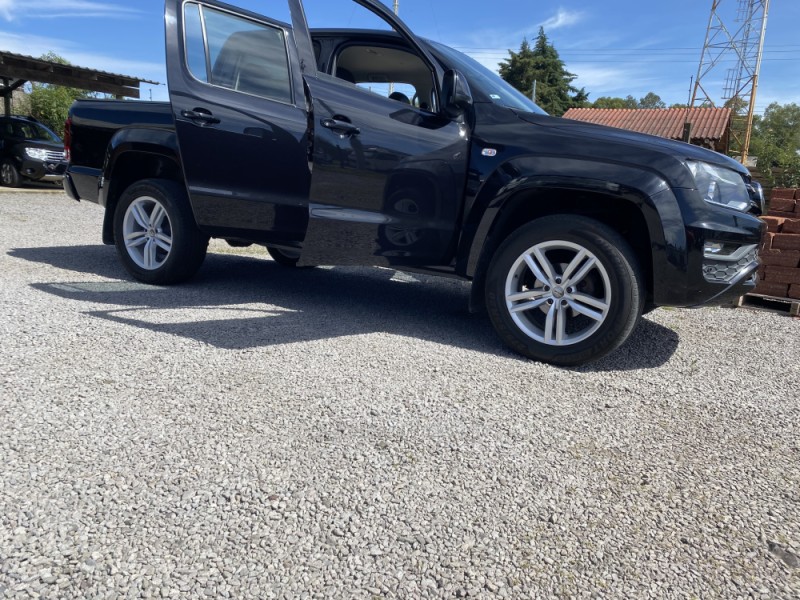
[
  {"xmin": 23, "ymin": 140, "xmax": 64, "ymax": 152},
  {"xmin": 515, "ymin": 111, "xmax": 747, "ymax": 175}
]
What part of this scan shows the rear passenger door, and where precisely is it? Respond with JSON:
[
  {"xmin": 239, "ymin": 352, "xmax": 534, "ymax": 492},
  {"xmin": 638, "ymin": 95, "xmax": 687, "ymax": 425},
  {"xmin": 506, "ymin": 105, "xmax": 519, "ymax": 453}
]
[{"xmin": 164, "ymin": 0, "xmax": 310, "ymax": 243}]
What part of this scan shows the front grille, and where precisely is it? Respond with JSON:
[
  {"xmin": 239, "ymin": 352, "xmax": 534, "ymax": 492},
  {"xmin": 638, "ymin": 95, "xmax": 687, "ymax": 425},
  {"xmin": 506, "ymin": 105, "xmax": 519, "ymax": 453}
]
[
  {"xmin": 703, "ymin": 244, "xmax": 759, "ymax": 283},
  {"xmin": 44, "ymin": 150, "xmax": 65, "ymax": 162}
]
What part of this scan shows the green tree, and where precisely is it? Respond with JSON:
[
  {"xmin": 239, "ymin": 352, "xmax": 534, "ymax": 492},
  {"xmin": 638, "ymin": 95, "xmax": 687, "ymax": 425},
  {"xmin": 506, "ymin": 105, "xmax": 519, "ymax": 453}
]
[
  {"xmin": 749, "ymin": 102, "xmax": 800, "ymax": 187},
  {"xmin": 724, "ymin": 96, "xmax": 748, "ymax": 114},
  {"xmin": 27, "ymin": 52, "xmax": 91, "ymax": 137},
  {"xmin": 592, "ymin": 96, "xmax": 638, "ymax": 109},
  {"xmin": 755, "ymin": 102, "xmax": 800, "ymax": 151},
  {"xmin": 499, "ymin": 28, "xmax": 588, "ymax": 116},
  {"xmin": 638, "ymin": 92, "xmax": 666, "ymax": 109},
  {"xmin": 592, "ymin": 93, "xmax": 664, "ymax": 109}
]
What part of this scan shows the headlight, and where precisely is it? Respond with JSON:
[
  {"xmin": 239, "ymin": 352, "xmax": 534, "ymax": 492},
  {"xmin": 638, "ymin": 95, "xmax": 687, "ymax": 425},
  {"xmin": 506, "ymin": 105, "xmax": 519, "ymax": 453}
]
[
  {"xmin": 687, "ymin": 161, "xmax": 750, "ymax": 212},
  {"xmin": 24, "ymin": 147, "xmax": 49, "ymax": 161}
]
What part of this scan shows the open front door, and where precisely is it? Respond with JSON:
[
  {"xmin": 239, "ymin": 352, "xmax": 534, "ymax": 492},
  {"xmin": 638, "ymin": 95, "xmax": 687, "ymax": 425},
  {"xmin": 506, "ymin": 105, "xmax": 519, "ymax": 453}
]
[
  {"xmin": 164, "ymin": 0, "xmax": 311, "ymax": 245},
  {"xmin": 291, "ymin": 0, "xmax": 471, "ymax": 268}
]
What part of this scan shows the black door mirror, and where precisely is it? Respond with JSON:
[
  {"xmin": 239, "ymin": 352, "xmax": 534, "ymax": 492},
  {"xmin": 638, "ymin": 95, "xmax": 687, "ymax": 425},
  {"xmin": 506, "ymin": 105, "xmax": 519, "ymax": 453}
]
[{"xmin": 442, "ymin": 69, "xmax": 473, "ymax": 119}]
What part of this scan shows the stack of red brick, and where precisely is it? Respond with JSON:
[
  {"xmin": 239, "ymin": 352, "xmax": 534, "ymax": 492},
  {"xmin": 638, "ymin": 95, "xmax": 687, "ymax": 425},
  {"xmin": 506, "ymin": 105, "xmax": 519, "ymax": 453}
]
[{"xmin": 757, "ymin": 188, "xmax": 800, "ymax": 299}]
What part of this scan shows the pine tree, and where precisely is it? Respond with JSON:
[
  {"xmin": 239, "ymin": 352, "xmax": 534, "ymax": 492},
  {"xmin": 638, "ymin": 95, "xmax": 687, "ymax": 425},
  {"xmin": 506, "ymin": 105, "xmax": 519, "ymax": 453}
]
[{"xmin": 499, "ymin": 28, "xmax": 588, "ymax": 116}]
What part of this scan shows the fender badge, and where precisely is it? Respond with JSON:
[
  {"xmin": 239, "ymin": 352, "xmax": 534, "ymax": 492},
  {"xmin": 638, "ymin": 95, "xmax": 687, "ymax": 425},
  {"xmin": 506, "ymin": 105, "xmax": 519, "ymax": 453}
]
[{"xmin": 481, "ymin": 148, "xmax": 498, "ymax": 157}]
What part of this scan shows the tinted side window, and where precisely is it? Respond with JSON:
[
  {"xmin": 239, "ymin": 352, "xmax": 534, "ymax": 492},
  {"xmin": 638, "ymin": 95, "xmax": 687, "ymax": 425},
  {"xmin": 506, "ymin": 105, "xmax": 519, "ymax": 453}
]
[
  {"xmin": 183, "ymin": 2, "xmax": 292, "ymax": 104},
  {"xmin": 184, "ymin": 2, "xmax": 208, "ymax": 81}
]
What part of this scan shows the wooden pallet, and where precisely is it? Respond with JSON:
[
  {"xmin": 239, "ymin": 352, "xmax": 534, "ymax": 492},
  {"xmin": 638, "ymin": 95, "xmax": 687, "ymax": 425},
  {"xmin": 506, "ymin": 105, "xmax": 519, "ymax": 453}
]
[{"xmin": 735, "ymin": 293, "xmax": 800, "ymax": 316}]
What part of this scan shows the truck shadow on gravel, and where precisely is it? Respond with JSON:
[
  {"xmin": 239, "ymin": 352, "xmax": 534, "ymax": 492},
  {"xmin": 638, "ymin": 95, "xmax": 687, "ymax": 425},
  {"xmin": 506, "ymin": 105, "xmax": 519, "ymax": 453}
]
[{"xmin": 11, "ymin": 245, "xmax": 679, "ymax": 371}]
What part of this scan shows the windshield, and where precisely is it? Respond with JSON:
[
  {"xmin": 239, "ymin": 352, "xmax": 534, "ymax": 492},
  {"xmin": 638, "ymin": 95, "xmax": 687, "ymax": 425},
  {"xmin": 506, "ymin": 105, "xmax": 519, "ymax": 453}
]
[
  {"xmin": 428, "ymin": 41, "xmax": 548, "ymax": 115},
  {"xmin": 12, "ymin": 121, "xmax": 61, "ymax": 143}
]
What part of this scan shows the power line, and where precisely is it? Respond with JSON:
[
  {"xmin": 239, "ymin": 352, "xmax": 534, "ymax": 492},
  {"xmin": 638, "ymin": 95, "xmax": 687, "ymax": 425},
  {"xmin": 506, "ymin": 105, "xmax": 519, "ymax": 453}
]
[
  {"xmin": 451, "ymin": 44, "xmax": 800, "ymax": 52},
  {"xmin": 452, "ymin": 47, "xmax": 796, "ymax": 56},
  {"xmin": 453, "ymin": 55, "xmax": 794, "ymax": 64}
]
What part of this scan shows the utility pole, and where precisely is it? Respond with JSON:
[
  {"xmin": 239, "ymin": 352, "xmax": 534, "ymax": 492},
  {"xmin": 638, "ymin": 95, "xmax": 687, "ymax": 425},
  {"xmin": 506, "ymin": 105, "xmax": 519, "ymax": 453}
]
[
  {"xmin": 389, "ymin": 1, "xmax": 399, "ymax": 95},
  {"xmin": 691, "ymin": 0, "xmax": 770, "ymax": 164},
  {"xmin": 2, "ymin": 78, "xmax": 11, "ymax": 117}
]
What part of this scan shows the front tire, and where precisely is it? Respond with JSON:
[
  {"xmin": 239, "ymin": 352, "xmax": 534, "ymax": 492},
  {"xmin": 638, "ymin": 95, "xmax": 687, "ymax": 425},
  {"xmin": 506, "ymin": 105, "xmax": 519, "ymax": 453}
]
[
  {"xmin": 485, "ymin": 215, "xmax": 644, "ymax": 366},
  {"xmin": 113, "ymin": 179, "xmax": 208, "ymax": 285},
  {"xmin": 1, "ymin": 160, "xmax": 21, "ymax": 187}
]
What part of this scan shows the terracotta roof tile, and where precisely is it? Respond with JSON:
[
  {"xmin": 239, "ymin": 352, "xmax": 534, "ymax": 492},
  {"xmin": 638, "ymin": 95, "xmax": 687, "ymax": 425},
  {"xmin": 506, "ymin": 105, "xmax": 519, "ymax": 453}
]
[{"xmin": 561, "ymin": 107, "xmax": 731, "ymax": 142}]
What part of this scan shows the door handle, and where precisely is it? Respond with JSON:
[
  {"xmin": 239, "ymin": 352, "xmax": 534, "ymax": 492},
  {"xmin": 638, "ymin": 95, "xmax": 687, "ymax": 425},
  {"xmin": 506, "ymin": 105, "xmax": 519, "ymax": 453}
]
[
  {"xmin": 321, "ymin": 118, "xmax": 360, "ymax": 136},
  {"xmin": 181, "ymin": 109, "xmax": 221, "ymax": 125}
]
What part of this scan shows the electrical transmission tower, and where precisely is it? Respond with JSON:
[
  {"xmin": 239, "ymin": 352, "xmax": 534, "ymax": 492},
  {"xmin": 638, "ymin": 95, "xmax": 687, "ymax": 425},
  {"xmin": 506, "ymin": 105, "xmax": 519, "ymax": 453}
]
[{"xmin": 691, "ymin": 0, "xmax": 770, "ymax": 164}]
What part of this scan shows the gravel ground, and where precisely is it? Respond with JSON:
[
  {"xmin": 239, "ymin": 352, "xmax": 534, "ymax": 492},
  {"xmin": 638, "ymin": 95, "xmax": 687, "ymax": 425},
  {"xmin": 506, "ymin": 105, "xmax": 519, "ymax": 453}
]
[{"xmin": 1, "ymin": 192, "xmax": 799, "ymax": 599}]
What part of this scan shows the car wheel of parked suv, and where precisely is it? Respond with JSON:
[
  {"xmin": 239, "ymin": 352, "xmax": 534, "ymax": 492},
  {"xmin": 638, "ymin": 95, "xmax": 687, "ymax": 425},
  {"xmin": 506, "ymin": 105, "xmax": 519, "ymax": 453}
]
[
  {"xmin": 1, "ymin": 160, "xmax": 21, "ymax": 187},
  {"xmin": 113, "ymin": 179, "xmax": 208, "ymax": 285},
  {"xmin": 485, "ymin": 215, "xmax": 644, "ymax": 366}
]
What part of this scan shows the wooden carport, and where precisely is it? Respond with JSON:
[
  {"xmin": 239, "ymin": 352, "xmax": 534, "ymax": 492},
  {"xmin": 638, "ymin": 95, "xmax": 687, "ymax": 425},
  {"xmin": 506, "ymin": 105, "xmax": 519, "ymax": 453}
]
[{"xmin": 0, "ymin": 51, "xmax": 159, "ymax": 116}]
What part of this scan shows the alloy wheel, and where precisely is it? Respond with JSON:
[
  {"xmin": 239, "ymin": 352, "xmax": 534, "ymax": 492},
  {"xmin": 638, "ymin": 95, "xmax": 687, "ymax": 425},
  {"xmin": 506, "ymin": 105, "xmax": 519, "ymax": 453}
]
[
  {"xmin": 504, "ymin": 240, "xmax": 612, "ymax": 346},
  {"xmin": 122, "ymin": 196, "xmax": 173, "ymax": 270}
]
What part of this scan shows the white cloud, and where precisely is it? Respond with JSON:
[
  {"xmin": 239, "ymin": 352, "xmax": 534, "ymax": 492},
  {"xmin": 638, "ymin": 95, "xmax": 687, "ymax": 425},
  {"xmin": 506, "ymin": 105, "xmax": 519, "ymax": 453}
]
[
  {"xmin": 538, "ymin": 9, "xmax": 585, "ymax": 32},
  {"xmin": 0, "ymin": 30, "xmax": 78, "ymax": 56},
  {"xmin": 439, "ymin": 7, "xmax": 588, "ymax": 74},
  {"xmin": 0, "ymin": 0, "xmax": 139, "ymax": 21},
  {"xmin": 572, "ymin": 65, "xmax": 635, "ymax": 92},
  {"xmin": 448, "ymin": 6, "xmax": 586, "ymax": 52}
]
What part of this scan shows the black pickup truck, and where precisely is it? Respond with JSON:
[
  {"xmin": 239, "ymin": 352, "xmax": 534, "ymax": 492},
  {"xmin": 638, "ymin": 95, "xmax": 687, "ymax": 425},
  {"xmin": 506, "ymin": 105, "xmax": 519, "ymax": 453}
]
[{"xmin": 64, "ymin": 0, "xmax": 765, "ymax": 365}]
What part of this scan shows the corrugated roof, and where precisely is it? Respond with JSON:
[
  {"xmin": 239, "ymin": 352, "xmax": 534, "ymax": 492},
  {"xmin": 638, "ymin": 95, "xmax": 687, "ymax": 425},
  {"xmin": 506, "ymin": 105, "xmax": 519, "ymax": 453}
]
[
  {"xmin": 0, "ymin": 51, "xmax": 159, "ymax": 99},
  {"xmin": 562, "ymin": 107, "xmax": 732, "ymax": 142}
]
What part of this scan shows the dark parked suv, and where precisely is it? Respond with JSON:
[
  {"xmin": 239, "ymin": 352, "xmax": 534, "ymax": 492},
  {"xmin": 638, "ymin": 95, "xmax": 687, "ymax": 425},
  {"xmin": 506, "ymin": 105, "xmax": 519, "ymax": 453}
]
[{"xmin": 0, "ymin": 115, "xmax": 67, "ymax": 187}]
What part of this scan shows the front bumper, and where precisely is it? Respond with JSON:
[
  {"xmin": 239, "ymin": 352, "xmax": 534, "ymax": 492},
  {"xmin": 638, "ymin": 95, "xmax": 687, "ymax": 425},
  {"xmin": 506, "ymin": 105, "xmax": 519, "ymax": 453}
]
[
  {"xmin": 682, "ymin": 216, "xmax": 764, "ymax": 307},
  {"xmin": 689, "ymin": 257, "xmax": 759, "ymax": 307},
  {"xmin": 63, "ymin": 172, "xmax": 80, "ymax": 201},
  {"xmin": 651, "ymin": 188, "xmax": 765, "ymax": 308},
  {"xmin": 19, "ymin": 157, "xmax": 67, "ymax": 182}
]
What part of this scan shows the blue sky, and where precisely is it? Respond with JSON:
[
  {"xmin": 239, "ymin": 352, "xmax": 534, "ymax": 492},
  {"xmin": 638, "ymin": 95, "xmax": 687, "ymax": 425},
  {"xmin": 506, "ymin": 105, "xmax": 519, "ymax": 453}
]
[{"xmin": 0, "ymin": 0, "xmax": 798, "ymax": 113}]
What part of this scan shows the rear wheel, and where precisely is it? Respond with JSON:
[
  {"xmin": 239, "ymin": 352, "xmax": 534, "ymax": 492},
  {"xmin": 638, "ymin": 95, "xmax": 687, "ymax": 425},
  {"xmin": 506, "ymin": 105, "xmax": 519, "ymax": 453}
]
[
  {"xmin": 113, "ymin": 179, "xmax": 208, "ymax": 285},
  {"xmin": 485, "ymin": 215, "xmax": 644, "ymax": 366},
  {"xmin": 1, "ymin": 160, "xmax": 21, "ymax": 187}
]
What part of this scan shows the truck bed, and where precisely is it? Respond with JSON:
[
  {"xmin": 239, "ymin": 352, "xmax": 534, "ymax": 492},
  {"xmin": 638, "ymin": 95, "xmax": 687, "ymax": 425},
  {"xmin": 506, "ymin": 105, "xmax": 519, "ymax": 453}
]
[{"xmin": 68, "ymin": 99, "xmax": 174, "ymax": 201}]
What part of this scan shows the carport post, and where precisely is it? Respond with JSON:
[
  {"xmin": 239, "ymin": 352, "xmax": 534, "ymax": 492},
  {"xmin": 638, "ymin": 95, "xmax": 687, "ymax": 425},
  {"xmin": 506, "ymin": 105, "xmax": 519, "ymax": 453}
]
[
  {"xmin": 682, "ymin": 122, "xmax": 693, "ymax": 144},
  {"xmin": 2, "ymin": 78, "xmax": 11, "ymax": 117}
]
